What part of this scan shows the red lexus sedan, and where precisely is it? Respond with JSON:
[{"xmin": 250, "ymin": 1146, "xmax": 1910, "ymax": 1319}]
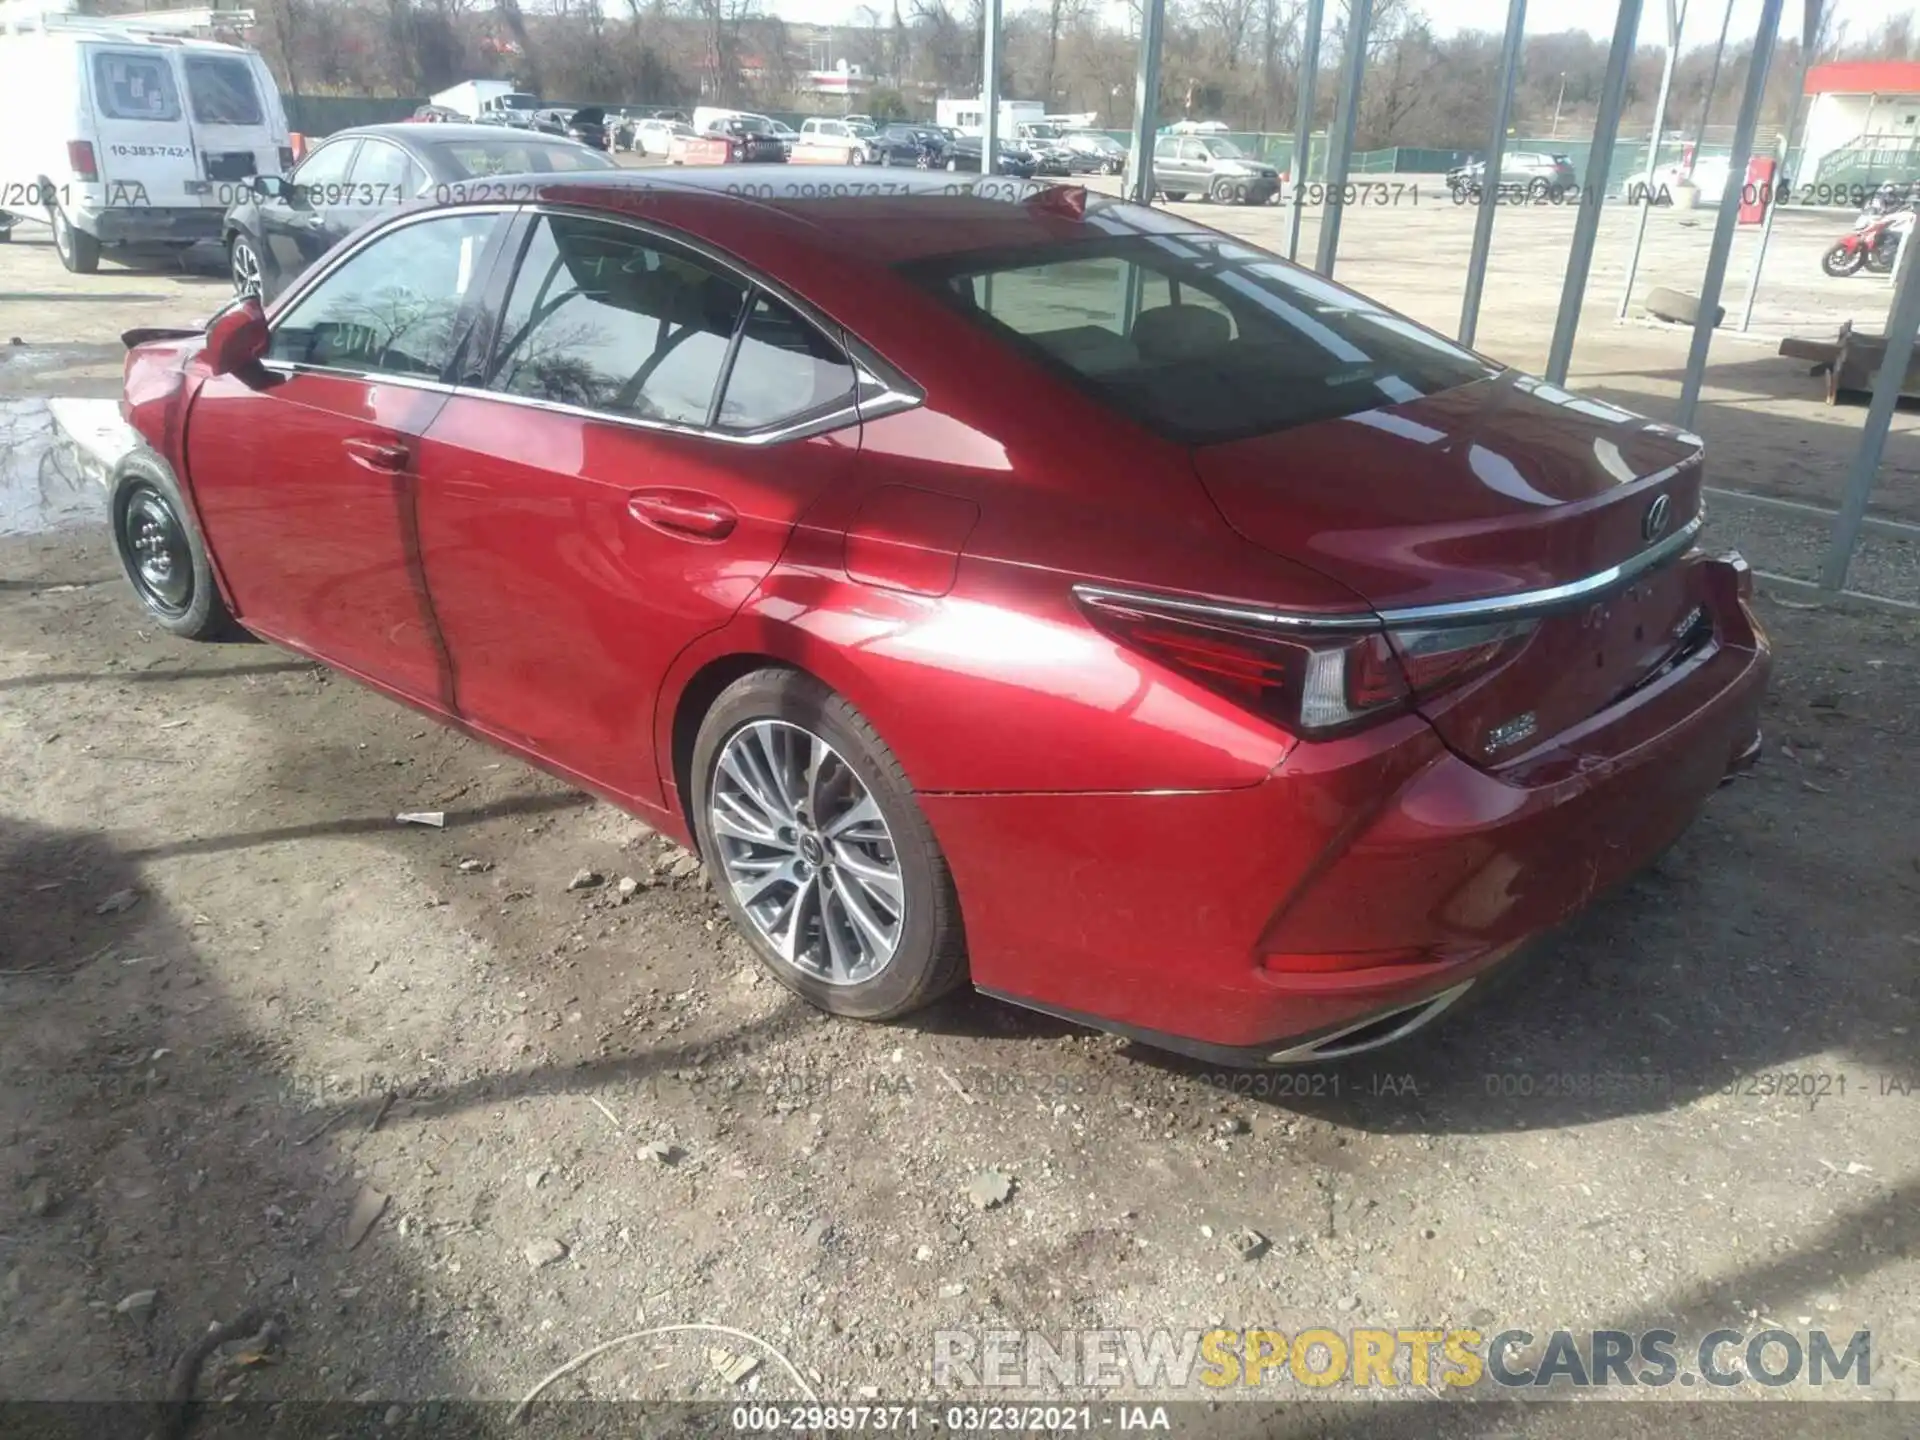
[{"xmin": 110, "ymin": 170, "xmax": 1768, "ymax": 1065}]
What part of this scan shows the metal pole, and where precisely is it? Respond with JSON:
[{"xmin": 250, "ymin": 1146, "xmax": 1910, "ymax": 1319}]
[
  {"xmin": 1122, "ymin": 0, "xmax": 1165, "ymax": 203},
  {"xmin": 1284, "ymin": 0, "xmax": 1325, "ymax": 262},
  {"xmin": 1676, "ymin": 0, "xmax": 1783, "ymax": 429},
  {"xmin": 1821, "ymin": 213, "xmax": 1920, "ymax": 588},
  {"xmin": 1691, "ymin": 0, "xmax": 1735, "ymax": 163},
  {"xmin": 1739, "ymin": 0, "xmax": 1824, "ymax": 331},
  {"xmin": 1313, "ymin": 0, "xmax": 1371, "ymax": 277},
  {"xmin": 1544, "ymin": 0, "xmax": 1643, "ymax": 384},
  {"xmin": 981, "ymin": 0, "xmax": 1002, "ymax": 174},
  {"xmin": 1617, "ymin": 0, "xmax": 1686, "ymax": 319},
  {"xmin": 1458, "ymin": 0, "xmax": 1526, "ymax": 347}
]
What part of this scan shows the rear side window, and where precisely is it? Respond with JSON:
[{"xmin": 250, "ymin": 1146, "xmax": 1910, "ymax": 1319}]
[
  {"xmin": 487, "ymin": 214, "xmax": 748, "ymax": 426},
  {"xmin": 92, "ymin": 51, "xmax": 180, "ymax": 122},
  {"xmin": 899, "ymin": 234, "xmax": 1496, "ymax": 444},
  {"xmin": 717, "ymin": 295, "xmax": 856, "ymax": 432},
  {"xmin": 183, "ymin": 55, "xmax": 263, "ymax": 125},
  {"xmin": 435, "ymin": 141, "xmax": 616, "ymax": 178}
]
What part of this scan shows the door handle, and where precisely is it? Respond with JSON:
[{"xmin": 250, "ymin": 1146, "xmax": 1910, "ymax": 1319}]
[
  {"xmin": 627, "ymin": 489, "xmax": 737, "ymax": 541},
  {"xmin": 343, "ymin": 437, "xmax": 409, "ymax": 474},
  {"xmin": 303, "ymin": 213, "xmax": 327, "ymax": 228}
]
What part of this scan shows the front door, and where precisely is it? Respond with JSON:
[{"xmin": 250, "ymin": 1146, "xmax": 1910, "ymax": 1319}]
[
  {"xmin": 256, "ymin": 137, "xmax": 359, "ymax": 295},
  {"xmin": 186, "ymin": 209, "xmax": 508, "ymax": 702},
  {"xmin": 414, "ymin": 211, "xmax": 864, "ymax": 806}
]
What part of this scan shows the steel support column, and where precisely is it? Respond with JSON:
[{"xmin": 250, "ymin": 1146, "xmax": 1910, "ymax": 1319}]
[
  {"xmin": 1676, "ymin": 0, "xmax": 1783, "ymax": 428},
  {"xmin": 1123, "ymin": 0, "xmax": 1166, "ymax": 203},
  {"xmin": 1313, "ymin": 0, "xmax": 1371, "ymax": 277},
  {"xmin": 1284, "ymin": 0, "xmax": 1325, "ymax": 262},
  {"xmin": 1692, "ymin": 0, "xmax": 1736, "ymax": 163},
  {"xmin": 1739, "ymin": 0, "xmax": 1824, "ymax": 331},
  {"xmin": 1544, "ymin": 0, "xmax": 1642, "ymax": 384},
  {"xmin": 1617, "ymin": 0, "xmax": 1686, "ymax": 319},
  {"xmin": 1458, "ymin": 0, "xmax": 1526, "ymax": 347},
  {"xmin": 981, "ymin": 0, "xmax": 1002, "ymax": 174},
  {"xmin": 1822, "ymin": 194, "xmax": 1920, "ymax": 589}
]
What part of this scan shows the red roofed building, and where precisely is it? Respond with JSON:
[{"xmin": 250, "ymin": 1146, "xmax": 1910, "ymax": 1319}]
[{"xmin": 1801, "ymin": 60, "xmax": 1920, "ymax": 187}]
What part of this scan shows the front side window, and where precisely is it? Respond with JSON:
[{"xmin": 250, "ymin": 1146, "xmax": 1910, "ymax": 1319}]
[
  {"xmin": 488, "ymin": 215, "xmax": 747, "ymax": 426},
  {"xmin": 92, "ymin": 51, "xmax": 180, "ymax": 122},
  {"xmin": 293, "ymin": 140, "xmax": 357, "ymax": 189},
  {"xmin": 183, "ymin": 55, "xmax": 263, "ymax": 125},
  {"xmin": 901, "ymin": 234, "xmax": 1495, "ymax": 444},
  {"xmin": 268, "ymin": 212, "xmax": 498, "ymax": 378}
]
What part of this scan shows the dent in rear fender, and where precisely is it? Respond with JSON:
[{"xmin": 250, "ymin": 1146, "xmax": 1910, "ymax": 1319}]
[{"xmin": 652, "ymin": 549, "xmax": 1291, "ymax": 797}]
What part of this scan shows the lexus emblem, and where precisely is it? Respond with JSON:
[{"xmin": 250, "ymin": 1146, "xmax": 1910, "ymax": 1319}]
[{"xmin": 1642, "ymin": 494, "xmax": 1671, "ymax": 544}]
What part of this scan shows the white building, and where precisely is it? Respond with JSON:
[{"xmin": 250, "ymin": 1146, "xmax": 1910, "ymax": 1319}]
[
  {"xmin": 1799, "ymin": 60, "xmax": 1920, "ymax": 185},
  {"xmin": 935, "ymin": 97, "xmax": 1044, "ymax": 136}
]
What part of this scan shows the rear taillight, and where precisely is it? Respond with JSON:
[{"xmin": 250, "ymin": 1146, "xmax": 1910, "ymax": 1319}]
[
  {"xmin": 1075, "ymin": 588, "xmax": 1533, "ymax": 739},
  {"xmin": 67, "ymin": 140, "xmax": 98, "ymax": 180}
]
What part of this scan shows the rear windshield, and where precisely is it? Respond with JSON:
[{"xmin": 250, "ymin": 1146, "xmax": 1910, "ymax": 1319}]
[
  {"xmin": 183, "ymin": 55, "xmax": 263, "ymax": 125},
  {"xmin": 899, "ymin": 233, "xmax": 1496, "ymax": 444},
  {"xmin": 433, "ymin": 140, "xmax": 618, "ymax": 178},
  {"xmin": 92, "ymin": 50, "xmax": 180, "ymax": 122}
]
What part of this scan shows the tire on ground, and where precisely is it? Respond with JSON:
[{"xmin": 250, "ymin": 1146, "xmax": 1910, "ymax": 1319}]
[
  {"xmin": 108, "ymin": 451, "xmax": 237, "ymax": 641},
  {"xmin": 1643, "ymin": 285, "xmax": 1726, "ymax": 328},
  {"xmin": 690, "ymin": 667, "xmax": 969, "ymax": 1022}
]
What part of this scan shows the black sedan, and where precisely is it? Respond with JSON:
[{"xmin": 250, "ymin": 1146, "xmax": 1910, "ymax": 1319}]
[
  {"xmin": 940, "ymin": 135, "xmax": 1038, "ymax": 179},
  {"xmin": 873, "ymin": 124, "xmax": 950, "ymax": 168},
  {"xmin": 221, "ymin": 123, "xmax": 617, "ymax": 303},
  {"xmin": 702, "ymin": 117, "xmax": 786, "ymax": 164}
]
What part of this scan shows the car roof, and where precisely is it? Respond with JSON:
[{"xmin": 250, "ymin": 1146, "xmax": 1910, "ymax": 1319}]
[
  {"xmin": 325, "ymin": 122, "xmax": 588, "ymax": 147},
  {"xmin": 435, "ymin": 167, "xmax": 1195, "ymax": 265}
]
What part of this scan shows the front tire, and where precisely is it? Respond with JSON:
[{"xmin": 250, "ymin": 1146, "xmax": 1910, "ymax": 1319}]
[
  {"xmin": 228, "ymin": 230, "xmax": 263, "ymax": 298},
  {"xmin": 691, "ymin": 668, "xmax": 967, "ymax": 1021},
  {"xmin": 51, "ymin": 204, "xmax": 100, "ymax": 273},
  {"xmin": 109, "ymin": 454, "xmax": 234, "ymax": 640},
  {"xmin": 1823, "ymin": 243, "xmax": 1865, "ymax": 278}
]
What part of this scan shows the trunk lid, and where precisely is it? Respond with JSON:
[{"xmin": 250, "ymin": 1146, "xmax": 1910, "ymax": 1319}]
[{"xmin": 1190, "ymin": 371, "xmax": 1711, "ymax": 765}]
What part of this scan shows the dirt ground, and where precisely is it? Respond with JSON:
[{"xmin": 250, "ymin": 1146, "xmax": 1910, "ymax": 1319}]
[{"xmin": 2, "ymin": 185, "xmax": 1919, "ymax": 1431}]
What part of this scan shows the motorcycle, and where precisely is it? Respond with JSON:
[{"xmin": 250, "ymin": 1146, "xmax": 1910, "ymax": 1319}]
[{"xmin": 1823, "ymin": 207, "xmax": 1915, "ymax": 278}]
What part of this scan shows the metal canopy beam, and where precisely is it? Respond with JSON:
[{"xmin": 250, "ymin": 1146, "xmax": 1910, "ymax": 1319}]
[
  {"xmin": 1458, "ymin": 0, "xmax": 1527, "ymax": 347},
  {"xmin": 1123, "ymin": 0, "xmax": 1166, "ymax": 203},
  {"xmin": 1617, "ymin": 0, "xmax": 1687, "ymax": 319},
  {"xmin": 1676, "ymin": 0, "xmax": 1784, "ymax": 428},
  {"xmin": 1544, "ymin": 0, "xmax": 1643, "ymax": 384},
  {"xmin": 1284, "ymin": 0, "xmax": 1325, "ymax": 263},
  {"xmin": 981, "ymin": 0, "xmax": 1002, "ymax": 174},
  {"xmin": 1313, "ymin": 0, "xmax": 1371, "ymax": 277},
  {"xmin": 1740, "ymin": 0, "xmax": 1825, "ymax": 331}
]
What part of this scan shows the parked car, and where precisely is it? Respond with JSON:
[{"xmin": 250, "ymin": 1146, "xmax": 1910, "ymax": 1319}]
[
  {"xmin": 1621, "ymin": 155, "xmax": 1731, "ymax": 206},
  {"xmin": 407, "ymin": 103, "xmax": 465, "ymax": 124},
  {"xmin": 941, "ymin": 135, "xmax": 1037, "ymax": 178},
  {"xmin": 1015, "ymin": 123, "xmax": 1095, "ymax": 176},
  {"xmin": 768, "ymin": 118, "xmax": 800, "ymax": 155},
  {"xmin": 1448, "ymin": 151, "xmax": 1578, "ymax": 199},
  {"xmin": 0, "ymin": 21, "xmax": 291, "ymax": 273},
  {"xmin": 558, "ymin": 106, "xmax": 611, "ymax": 151},
  {"xmin": 1151, "ymin": 134, "xmax": 1279, "ymax": 203},
  {"xmin": 873, "ymin": 123, "xmax": 950, "ymax": 168},
  {"xmin": 701, "ymin": 116, "xmax": 787, "ymax": 164},
  {"xmin": 799, "ymin": 117, "xmax": 879, "ymax": 163},
  {"xmin": 110, "ymin": 166, "xmax": 1768, "ymax": 1065},
  {"xmin": 630, "ymin": 116, "xmax": 695, "ymax": 156},
  {"xmin": 1062, "ymin": 131, "xmax": 1127, "ymax": 174},
  {"xmin": 221, "ymin": 122, "xmax": 615, "ymax": 302}
]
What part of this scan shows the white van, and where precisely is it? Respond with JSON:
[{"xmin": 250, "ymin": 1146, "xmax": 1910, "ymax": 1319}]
[{"xmin": 0, "ymin": 18, "xmax": 290, "ymax": 272}]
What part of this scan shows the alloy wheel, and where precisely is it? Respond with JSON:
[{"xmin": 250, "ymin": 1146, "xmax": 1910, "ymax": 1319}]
[
  {"xmin": 710, "ymin": 719, "xmax": 904, "ymax": 985},
  {"xmin": 124, "ymin": 487, "xmax": 193, "ymax": 615},
  {"xmin": 231, "ymin": 236, "xmax": 262, "ymax": 297}
]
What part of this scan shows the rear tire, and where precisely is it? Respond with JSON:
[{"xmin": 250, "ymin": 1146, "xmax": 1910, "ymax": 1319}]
[
  {"xmin": 690, "ymin": 668, "xmax": 968, "ymax": 1022},
  {"xmin": 108, "ymin": 454, "xmax": 235, "ymax": 641},
  {"xmin": 1822, "ymin": 243, "xmax": 1865, "ymax": 278},
  {"xmin": 51, "ymin": 204, "xmax": 100, "ymax": 274}
]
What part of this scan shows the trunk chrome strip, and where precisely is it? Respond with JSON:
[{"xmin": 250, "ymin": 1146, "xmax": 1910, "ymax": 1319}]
[{"xmin": 1074, "ymin": 512, "xmax": 1703, "ymax": 634}]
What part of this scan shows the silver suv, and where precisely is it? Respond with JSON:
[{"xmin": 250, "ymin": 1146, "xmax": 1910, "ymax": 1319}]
[
  {"xmin": 1151, "ymin": 135, "xmax": 1280, "ymax": 205},
  {"xmin": 1446, "ymin": 151, "xmax": 1578, "ymax": 198}
]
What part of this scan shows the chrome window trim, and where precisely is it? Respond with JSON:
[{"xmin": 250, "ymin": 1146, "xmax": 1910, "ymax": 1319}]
[
  {"xmin": 1073, "ymin": 510, "xmax": 1705, "ymax": 634},
  {"xmin": 264, "ymin": 202, "xmax": 522, "ymax": 319},
  {"xmin": 258, "ymin": 360, "xmax": 457, "ymax": 395}
]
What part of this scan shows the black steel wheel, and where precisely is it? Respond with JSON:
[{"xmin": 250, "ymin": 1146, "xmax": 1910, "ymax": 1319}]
[{"xmin": 109, "ymin": 456, "xmax": 235, "ymax": 640}]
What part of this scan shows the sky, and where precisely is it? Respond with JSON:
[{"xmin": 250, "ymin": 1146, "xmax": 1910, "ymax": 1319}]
[{"xmin": 769, "ymin": 0, "xmax": 1918, "ymax": 53}]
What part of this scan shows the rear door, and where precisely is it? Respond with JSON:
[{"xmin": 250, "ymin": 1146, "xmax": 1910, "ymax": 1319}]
[
  {"xmin": 332, "ymin": 136, "xmax": 421, "ymax": 238},
  {"xmin": 413, "ymin": 210, "xmax": 866, "ymax": 806},
  {"xmin": 177, "ymin": 49, "xmax": 282, "ymax": 202},
  {"xmin": 83, "ymin": 44, "xmax": 200, "ymax": 208}
]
